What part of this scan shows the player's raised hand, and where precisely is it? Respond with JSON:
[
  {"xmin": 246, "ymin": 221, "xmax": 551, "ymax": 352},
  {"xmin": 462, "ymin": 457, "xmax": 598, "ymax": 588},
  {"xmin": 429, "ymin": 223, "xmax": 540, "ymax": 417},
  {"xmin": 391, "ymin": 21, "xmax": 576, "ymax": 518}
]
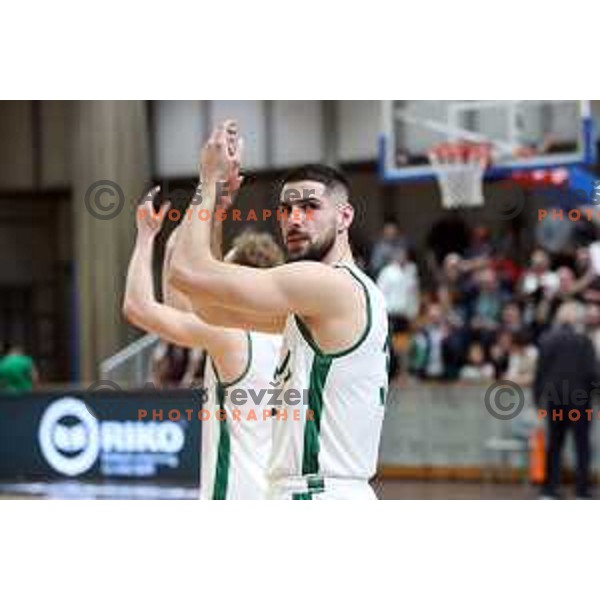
[
  {"xmin": 200, "ymin": 120, "xmax": 243, "ymax": 191},
  {"xmin": 219, "ymin": 123, "xmax": 245, "ymax": 210},
  {"xmin": 136, "ymin": 185, "xmax": 171, "ymax": 239}
]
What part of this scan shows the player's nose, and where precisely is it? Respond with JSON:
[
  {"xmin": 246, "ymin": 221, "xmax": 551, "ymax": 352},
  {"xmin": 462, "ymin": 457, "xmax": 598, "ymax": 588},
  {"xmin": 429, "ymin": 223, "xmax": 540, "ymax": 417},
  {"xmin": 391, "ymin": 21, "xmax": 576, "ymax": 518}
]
[{"xmin": 290, "ymin": 206, "xmax": 305, "ymax": 225}]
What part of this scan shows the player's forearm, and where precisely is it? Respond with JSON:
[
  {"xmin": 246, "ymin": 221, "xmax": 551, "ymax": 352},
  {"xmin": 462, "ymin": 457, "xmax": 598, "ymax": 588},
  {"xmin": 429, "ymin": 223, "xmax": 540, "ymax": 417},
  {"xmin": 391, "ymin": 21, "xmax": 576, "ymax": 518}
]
[
  {"xmin": 163, "ymin": 199, "xmax": 224, "ymax": 310},
  {"xmin": 169, "ymin": 181, "xmax": 226, "ymax": 303},
  {"xmin": 171, "ymin": 180, "xmax": 218, "ymax": 272},
  {"xmin": 123, "ymin": 232, "xmax": 158, "ymax": 322},
  {"xmin": 124, "ymin": 232, "xmax": 200, "ymax": 345},
  {"xmin": 122, "ymin": 230, "xmax": 203, "ymax": 349},
  {"xmin": 210, "ymin": 211, "xmax": 224, "ymax": 261},
  {"xmin": 125, "ymin": 280, "xmax": 212, "ymax": 349}
]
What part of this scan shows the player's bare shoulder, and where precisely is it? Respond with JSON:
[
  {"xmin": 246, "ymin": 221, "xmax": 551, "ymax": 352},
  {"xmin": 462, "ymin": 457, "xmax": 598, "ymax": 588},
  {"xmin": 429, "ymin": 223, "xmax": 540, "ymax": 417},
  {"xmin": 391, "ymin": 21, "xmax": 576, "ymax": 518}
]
[
  {"xmin": 289, "ymin": 261, "xmax": 368, "ymax": 354},
  {"xmin": 272, "ymin": 259, "xmax": 361, "ymax": 324}
]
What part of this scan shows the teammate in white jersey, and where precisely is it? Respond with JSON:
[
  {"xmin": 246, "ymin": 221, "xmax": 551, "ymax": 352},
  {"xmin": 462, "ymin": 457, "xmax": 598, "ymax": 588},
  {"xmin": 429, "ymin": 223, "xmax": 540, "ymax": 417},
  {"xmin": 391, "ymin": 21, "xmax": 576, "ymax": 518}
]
[
  {"xmin": 123, "ymin": 172, "xmax": 283, "ymax": 499},
  {"xmin": 170, "ymin": 121, "xmax": 390, "ymax": 499}
]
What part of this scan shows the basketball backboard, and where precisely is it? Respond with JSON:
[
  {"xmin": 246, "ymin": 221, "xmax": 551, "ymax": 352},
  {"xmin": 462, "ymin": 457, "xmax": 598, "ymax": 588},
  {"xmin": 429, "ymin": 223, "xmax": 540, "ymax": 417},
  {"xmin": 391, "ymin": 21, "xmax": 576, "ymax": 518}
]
[{"xmin": 379, "ymin": 100, "xmax": 595, "ymax": 182}]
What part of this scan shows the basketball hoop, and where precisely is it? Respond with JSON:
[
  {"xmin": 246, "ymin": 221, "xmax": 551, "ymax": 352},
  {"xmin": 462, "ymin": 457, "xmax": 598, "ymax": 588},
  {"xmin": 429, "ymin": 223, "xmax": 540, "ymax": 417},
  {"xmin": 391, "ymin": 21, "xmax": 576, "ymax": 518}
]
[{"xmin": 428, "ymin": 142, "xmax": 492, "ymax": 209}]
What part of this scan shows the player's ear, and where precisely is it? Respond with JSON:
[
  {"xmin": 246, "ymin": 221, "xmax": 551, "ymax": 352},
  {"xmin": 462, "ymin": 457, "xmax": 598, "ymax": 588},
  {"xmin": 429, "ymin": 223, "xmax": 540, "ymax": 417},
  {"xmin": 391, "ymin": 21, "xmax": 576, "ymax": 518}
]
[{"xmin": 337, "ymin": 203, "xmax": 354, "ymax": 233}]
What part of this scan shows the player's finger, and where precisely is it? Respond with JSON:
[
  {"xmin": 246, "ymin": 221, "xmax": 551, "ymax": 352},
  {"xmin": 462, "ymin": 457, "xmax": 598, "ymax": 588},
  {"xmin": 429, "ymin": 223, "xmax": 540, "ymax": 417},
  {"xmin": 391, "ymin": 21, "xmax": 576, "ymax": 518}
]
[
  {"xmin": 225, "ymin": 121, "xmax": 238, "ymax": 143},
  {"xmin": 208, "ymin": 121, "xmax": 226, "ymax": 146},
  {"xmin": 224, "ymin": 119, "xmax": 237, "ymax": 134},
  {"xmin": 207, "ymin": 128, "xmax": 220, "ymax": 146},
  {"xmin": 139, "ymin": 184, "xmax": 161, "ymax": 206},
  {"xmin": 232, "ymin": 137, "xmax": 244, "ymax": 163},
  {"xmin": 214, "ymin": 126, "xmax": 228, "ymax": 150},
  {"xmin": 226, "ymin": 133, "xmax": 239, "ymax": 158}
]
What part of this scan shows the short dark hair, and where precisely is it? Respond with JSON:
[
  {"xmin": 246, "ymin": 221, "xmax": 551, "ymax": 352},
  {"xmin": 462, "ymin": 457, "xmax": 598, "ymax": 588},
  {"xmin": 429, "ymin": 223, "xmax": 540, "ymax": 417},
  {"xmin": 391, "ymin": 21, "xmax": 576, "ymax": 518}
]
[{"xmin": 278, "ymin": 164, "xmax": 350, "ymax": 203}]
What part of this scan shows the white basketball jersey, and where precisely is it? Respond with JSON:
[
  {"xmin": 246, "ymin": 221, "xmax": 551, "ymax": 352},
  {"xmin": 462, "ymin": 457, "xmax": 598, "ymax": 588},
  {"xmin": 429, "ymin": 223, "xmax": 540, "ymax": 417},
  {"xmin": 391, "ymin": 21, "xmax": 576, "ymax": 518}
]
[
  {"xmin": 201, "ymin": 331, "xmax": 281, "ymax": 500},
  {"xmin": 267, "ymin": 263, "xmax": 389, "ymax": 496}
]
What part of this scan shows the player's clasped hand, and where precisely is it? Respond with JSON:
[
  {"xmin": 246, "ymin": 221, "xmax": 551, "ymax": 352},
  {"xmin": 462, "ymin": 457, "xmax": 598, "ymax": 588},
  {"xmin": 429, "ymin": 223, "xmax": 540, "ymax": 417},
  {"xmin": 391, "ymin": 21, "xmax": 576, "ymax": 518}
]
[{"xmin": 199, "ymin": 120, "xmax": 244, "ymax": 208}]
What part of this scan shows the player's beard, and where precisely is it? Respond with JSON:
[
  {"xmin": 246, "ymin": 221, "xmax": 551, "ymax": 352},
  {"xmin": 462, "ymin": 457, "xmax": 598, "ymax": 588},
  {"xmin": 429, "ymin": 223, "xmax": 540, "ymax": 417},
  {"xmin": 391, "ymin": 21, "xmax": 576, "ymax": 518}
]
[{"xmin": 285, "ymin": 226, "xmax": 337, "ymax": 263}]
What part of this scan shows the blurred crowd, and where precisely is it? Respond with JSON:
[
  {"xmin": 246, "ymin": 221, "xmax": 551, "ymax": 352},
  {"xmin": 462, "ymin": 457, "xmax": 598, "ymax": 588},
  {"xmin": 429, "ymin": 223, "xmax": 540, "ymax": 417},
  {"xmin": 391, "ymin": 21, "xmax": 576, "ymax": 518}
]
[
  {"xmin": 371, "ymin": 220, "xmax": 600, "ymax": 385},
  {"xmin": 149, "ymin": 342, "xmax": 205, "ymax": 389}
]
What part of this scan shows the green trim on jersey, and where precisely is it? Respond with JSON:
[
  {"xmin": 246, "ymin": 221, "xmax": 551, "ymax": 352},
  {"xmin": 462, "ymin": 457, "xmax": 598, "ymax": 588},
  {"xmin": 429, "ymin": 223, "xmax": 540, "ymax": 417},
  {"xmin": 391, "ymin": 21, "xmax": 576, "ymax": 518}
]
[
  {"xmin": 273, "ymin": 349, "xmax": 291, "ymax": 380},
  {"xmin": 210, "ymin": 332, "xmax": 253, "ymax": 388},
  {"xmin": 301, "ymin": 354, "xmax": 333, "ymax": 475},
  {"xmin": 212, "ymin": 385, "xmax": 230, "ymax": 499},
  {"xmin": 209, "ymin": 332, "xmax": 252, "ymax": 500},
  {"xmin": 293, "ymin": 264, "xmax": 372, "ymax": 359}
]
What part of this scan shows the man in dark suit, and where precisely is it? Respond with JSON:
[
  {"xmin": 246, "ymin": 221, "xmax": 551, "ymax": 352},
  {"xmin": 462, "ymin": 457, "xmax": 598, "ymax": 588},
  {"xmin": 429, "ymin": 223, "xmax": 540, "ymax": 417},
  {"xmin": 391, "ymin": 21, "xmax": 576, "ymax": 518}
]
[{"xmin": 533, "ymin": 301, "xmax": 598, "ymax": 499}]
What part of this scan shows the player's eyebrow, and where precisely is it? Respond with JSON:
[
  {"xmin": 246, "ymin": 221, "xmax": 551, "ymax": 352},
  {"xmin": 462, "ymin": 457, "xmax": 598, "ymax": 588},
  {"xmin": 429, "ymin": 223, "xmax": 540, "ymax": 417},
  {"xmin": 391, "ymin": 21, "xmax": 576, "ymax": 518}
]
[{"xmin": 279, "ymin": 197, "xmax": 322, "ymax": 209}]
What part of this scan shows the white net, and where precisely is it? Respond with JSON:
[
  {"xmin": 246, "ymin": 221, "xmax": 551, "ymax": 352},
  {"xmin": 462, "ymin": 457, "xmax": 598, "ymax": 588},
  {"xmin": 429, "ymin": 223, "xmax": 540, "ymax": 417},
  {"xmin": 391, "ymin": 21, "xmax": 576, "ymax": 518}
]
[{"xmin": 428, "ymin": 142, "xmax": 491, "ymax": 209}]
